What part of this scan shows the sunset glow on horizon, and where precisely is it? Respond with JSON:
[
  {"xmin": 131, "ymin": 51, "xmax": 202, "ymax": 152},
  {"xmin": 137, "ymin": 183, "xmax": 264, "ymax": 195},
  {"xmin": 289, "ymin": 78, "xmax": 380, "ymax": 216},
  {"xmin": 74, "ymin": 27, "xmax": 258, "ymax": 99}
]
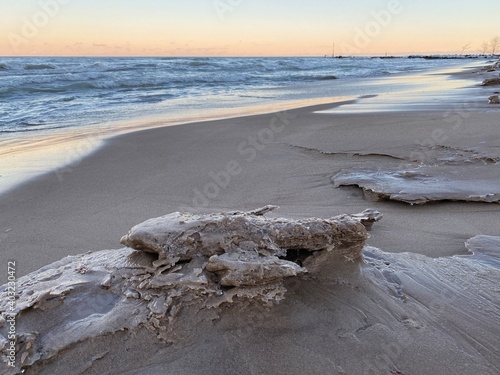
[{"xmin": 1, "ymin": 0, "xmax": 499, "ymax": 57}]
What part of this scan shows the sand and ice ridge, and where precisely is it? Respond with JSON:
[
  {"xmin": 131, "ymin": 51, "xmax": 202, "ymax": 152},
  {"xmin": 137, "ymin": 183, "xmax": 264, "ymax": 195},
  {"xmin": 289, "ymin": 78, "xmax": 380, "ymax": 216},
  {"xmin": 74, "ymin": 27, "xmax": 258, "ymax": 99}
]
[{"xmin": 1, "ymin": 207, "xmax": 499, "ymax": 374}]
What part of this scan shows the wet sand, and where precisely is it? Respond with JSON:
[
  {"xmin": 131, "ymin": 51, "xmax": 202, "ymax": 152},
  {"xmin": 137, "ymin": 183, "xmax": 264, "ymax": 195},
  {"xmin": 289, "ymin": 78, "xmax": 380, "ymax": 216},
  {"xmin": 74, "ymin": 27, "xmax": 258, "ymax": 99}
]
[
  {"xmin": 2, "ymin": 97, "xmax": 499, "ymax": 274},
  {"xmin": 1, "ymin": 61, "xmax": 500, "ymax": 374}
]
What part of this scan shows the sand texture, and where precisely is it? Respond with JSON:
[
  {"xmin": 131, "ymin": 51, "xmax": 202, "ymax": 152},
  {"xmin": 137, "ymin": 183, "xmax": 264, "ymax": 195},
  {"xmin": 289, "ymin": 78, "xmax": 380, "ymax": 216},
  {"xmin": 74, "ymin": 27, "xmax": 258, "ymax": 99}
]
[
  {"xmin": 0, "ymin": 61, "xmax": 500, "ymax": 374},
  {"xmin": 1, "ymin": 214, "xmax": 499, "ymax": 374}
]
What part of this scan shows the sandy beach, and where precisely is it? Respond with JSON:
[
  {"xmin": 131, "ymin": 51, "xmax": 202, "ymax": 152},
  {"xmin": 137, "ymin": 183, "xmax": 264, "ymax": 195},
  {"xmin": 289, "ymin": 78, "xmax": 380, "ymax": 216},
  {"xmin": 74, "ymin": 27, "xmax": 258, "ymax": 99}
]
[
  {"xmin": 1, "ymin": 62, "xmax": 499, "ymax": 274},
  {"xmin": 1, "ymin": 61, "xmax": 500, "ymax": 374}
]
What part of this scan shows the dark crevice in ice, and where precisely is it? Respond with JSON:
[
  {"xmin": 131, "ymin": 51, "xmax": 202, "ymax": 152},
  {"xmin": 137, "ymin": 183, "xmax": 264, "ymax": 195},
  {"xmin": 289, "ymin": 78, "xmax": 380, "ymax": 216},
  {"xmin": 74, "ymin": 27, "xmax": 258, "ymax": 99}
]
[{"xmin": 280, "ymin": 248, "xmax": 312, "ymax": 267}]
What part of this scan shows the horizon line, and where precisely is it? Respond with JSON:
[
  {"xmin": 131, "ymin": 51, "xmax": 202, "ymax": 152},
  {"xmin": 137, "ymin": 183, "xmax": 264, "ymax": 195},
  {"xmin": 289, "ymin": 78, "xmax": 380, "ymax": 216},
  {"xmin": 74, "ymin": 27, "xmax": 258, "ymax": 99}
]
[{"xmin": 1, "ymin": 53, "xmax": 498, "ymax": 59}]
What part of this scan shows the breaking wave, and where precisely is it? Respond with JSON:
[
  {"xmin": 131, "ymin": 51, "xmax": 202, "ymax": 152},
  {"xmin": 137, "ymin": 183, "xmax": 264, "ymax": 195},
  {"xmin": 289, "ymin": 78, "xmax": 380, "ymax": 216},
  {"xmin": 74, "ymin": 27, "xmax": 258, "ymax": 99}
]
[{"xmin": 0, "ymin": 56, "xmax": 468, "ymax": 135}]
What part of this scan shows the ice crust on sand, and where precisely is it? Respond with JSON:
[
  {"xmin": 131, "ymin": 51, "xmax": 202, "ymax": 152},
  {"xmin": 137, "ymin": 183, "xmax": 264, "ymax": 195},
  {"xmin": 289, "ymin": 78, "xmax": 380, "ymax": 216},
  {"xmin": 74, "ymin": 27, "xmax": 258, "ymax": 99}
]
[
  {"xmin": 482, "ymin": 77, "xmax": 500, "ymax": 86},
  {"xmin": 1, "ymin": 210, "xmax": 499, "ymax": 375},
  {"xmin": 465, "ymin": 235, "xmax": 500, "ymax": 268},
  {"xmin": 332, "ymin": 167, "xmax": 500, "ymax": 205},
  {"xmin": 0, "ymin": 207, "xmax": 380, "ymax": 374},
  {"xmin": 489, "ymin": 95, "xmax": 500, "ymax": 104},
  {"xmin": 120, "ymin": 205, "xmax": 380, "ymax": 265}
]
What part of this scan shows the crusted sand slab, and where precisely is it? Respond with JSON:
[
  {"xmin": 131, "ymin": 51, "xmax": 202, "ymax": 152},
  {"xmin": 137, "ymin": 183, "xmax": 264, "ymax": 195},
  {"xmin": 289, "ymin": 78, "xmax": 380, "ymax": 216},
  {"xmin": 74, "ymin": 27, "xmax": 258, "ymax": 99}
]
[
  {"xmin": 2, "ymin": 231, "xmax": 499, "ymax": 374},
  {"xmin": 332, "ymin": 165, "xmax": 500, "ymax": 205},
  {"xmin": 0, "ymin": 207, "xmax": 380, "ymax": 374}
]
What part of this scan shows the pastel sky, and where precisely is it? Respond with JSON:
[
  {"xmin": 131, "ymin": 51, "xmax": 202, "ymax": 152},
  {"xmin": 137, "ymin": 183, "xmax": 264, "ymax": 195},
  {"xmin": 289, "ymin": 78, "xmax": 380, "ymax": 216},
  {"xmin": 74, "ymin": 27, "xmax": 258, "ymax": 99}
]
[{"xmin": 1, "ymin": 0, "xmax": 499, "ymax": 56}]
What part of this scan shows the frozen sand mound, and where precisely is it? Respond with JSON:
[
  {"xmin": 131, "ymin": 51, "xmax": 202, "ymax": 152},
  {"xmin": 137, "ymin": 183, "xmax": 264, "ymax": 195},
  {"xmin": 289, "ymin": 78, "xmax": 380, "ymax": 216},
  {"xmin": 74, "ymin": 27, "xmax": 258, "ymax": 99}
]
[
  {"xmin": 1, "ymin": 208, "xmax": 499, "ymax": 375},
  {"xmin": 0, "ymin": 207, "xmax": 380, "ymax": 374}
]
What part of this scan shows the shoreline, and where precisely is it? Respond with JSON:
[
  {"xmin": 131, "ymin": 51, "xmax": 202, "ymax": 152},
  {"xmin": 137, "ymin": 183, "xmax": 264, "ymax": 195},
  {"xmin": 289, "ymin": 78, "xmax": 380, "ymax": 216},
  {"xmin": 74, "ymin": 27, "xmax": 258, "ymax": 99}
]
[
  {"xmin": 0, "ymin": 59, "xmax": 500, "ymax": 374},
  {"xmin": 0, "ymin": 95, "xmax": 355, "ymax": 196},
  {"xmin": 1, "ymin": 60, "xmax": 499, "ymax": 277},
  {"xmin": 0, "ymin": 59, "xmax": 485, "ymax": 196}
]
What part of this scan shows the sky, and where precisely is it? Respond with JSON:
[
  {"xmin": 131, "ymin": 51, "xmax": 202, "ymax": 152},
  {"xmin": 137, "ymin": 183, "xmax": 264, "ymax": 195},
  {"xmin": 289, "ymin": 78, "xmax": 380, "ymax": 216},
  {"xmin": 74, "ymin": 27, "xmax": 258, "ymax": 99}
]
[{"xmin": 1, "ymin": 0, "xmax": 499, "ymax": 56}]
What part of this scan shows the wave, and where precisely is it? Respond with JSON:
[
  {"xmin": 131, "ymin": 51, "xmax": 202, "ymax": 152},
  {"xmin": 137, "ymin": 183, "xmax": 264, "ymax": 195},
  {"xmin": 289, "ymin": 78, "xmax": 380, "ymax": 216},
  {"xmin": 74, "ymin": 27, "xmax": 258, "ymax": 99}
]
[
  {"xmin": 102, "ymin": 63, "xmax": 159, "ymax": 72},
  {"xmin": 0, "ymin": 56, "xmax": 465, "ymax": 136},
  {"xmin": 288, "ymin": 75, "xmax": 339, "ymax": 82},
  {"xmin": 136, "ymin": 93, "xmax": 174, "ymax": 103},
  {"xmin": 1, "ymin": 123, "xmax": 68, "ymax": 133},
  {"xmin": 134, "ymin": 63, "xmax": 158, "ymax": 69},
  {"xmin": 188, "ymin": 61, "xmax": 211, "ymax": 67},
  {"xmin": 0, "ymin": 86, "xmax": 62, "ymax": 95},
  {"xmin": 20, "ymin": 120, "xmax": 47, "ymax": 127},
  {"xmin": 314, "ymin": 75, "xmax": 338, "ymax": 80},
  {"xmin": 24, "ymin": 63, "xmax": 56, "ymax": 70}
]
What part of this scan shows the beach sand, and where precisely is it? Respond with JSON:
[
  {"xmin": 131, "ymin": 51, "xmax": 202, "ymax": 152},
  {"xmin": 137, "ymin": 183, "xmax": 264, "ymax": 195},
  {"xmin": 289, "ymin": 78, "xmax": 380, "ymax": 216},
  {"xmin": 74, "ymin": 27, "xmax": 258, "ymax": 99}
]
[{"xmin": 1, "ymin": 62, "xmax": 500, "ymax": 374}]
